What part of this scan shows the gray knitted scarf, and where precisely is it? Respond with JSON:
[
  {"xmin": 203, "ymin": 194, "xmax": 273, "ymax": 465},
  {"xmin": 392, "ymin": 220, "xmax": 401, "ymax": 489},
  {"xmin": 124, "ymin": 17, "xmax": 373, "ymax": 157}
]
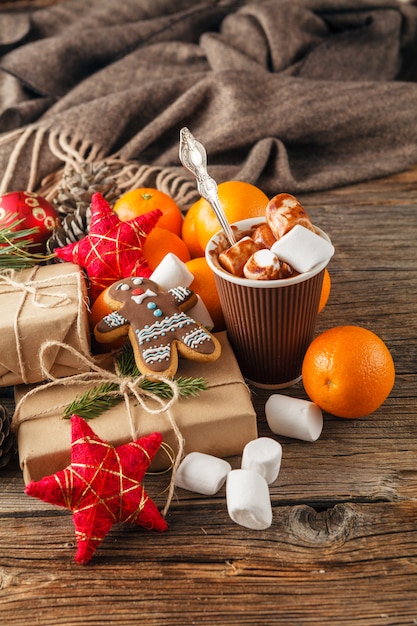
[{"xmin": 1, "ymin": 0, "xmax": 416, "ymax": 209}]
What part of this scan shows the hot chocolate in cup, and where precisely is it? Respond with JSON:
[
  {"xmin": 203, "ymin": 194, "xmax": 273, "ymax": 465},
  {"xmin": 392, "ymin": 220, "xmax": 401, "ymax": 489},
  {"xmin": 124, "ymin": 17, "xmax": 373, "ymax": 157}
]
[{"xmin": 205, "ymin": 217, "xmax": 332, "ymax": 389}]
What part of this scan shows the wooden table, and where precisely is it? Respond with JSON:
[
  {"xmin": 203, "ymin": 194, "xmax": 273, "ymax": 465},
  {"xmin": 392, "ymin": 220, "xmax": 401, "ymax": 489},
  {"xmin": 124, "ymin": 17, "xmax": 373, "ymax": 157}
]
[{"xmin": 1, "ymin": 166, "xmax": 416, "ymax": 625}]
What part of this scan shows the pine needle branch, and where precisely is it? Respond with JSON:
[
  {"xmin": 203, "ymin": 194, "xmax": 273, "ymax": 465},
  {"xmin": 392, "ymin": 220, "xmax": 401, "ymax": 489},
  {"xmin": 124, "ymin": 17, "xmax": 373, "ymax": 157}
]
[
  {"xmin": 117, "ymin": 342, "xmax": 140, "ymax": 376},
  {"xmin": 138, "ymin": 376, "xmax": 207, "ymax": 399},
  {"xmin": 0, "ymin": 216, "xmax": 55, "ymax": 269},
  {"xmin": 63, "ymin": 382, "xmax": 120, "ymax": 420},
  {"xmin": 63, "ymin": 344, "xmax": 208, "ymax": 420}
]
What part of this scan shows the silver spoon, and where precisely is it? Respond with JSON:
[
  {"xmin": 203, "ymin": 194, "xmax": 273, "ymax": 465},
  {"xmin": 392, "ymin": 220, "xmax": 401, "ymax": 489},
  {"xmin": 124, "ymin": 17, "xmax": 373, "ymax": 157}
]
[{"xmin": 179, "ymin": 127, "xmax": 236, "ymax": 247}]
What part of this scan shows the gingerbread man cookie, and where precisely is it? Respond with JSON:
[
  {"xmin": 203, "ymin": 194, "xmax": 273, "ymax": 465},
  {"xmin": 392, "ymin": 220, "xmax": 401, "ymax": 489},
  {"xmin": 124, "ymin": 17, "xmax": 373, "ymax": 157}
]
[{"xmin": 94, "ymin": 277, "xmax": 221, "ymax": 378}]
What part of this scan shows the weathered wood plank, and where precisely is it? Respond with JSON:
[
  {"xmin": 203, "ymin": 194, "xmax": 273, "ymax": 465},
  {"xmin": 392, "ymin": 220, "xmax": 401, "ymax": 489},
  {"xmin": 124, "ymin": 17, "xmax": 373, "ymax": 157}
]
[{"xmin": 1, "ymin": 502, "xmax": 416, "ymax": 625}]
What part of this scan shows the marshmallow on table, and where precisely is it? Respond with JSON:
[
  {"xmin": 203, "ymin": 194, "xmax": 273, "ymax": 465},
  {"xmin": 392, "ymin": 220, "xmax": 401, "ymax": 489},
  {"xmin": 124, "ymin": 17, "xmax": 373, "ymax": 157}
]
[
  {"xmin": 241, "ymin": 437, "xmax": 282, "ymax": 484},
  {"xmin": 226, "ymin": 469, "xmax": 272, "ymax": 530},
  {"xmin": 150, "ymin": 253, "xmax": 194, "ymax": 291},
  {"xmin": 265, "ymin": 394, "xmax": 323, "ymax": 442},
  {"xmin": 270, "ymin": 225, "xmax": 334, "ymax": 273},
  {"xmin": 174, "ymin": 452, "xmax": 231, "ymax": 495}
]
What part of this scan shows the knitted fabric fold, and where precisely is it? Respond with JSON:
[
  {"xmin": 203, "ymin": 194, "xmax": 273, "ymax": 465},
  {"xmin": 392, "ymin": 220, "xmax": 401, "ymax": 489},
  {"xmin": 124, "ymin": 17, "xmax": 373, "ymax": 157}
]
[{"xmin": 1, "ymin": 0, "xmax": 417, "ymax": 204}]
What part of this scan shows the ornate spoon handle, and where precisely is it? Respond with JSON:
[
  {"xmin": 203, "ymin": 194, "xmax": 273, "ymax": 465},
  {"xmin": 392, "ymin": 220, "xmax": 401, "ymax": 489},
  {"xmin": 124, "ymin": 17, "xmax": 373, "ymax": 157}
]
[{"xmin": 179, "ymin": 127, "xmax": 236, "ymax": 246}]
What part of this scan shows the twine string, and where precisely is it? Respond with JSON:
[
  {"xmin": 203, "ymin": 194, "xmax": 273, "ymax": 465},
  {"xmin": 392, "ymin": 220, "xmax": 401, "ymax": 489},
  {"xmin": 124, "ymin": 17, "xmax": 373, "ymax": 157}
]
[{"xmin": 0, "ymin": 269, "xmax": 73, "ymax": 308}]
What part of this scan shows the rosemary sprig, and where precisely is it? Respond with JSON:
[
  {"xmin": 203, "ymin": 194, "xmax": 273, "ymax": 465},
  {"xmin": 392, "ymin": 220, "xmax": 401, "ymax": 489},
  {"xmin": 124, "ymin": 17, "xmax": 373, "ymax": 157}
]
[
  {"xmin": 0, "ymin": 216, "xmax": 55, "ymax": 269},
  {"xmin": 63, "ymin": 343, "xmax": 208, "ymax": 420}
]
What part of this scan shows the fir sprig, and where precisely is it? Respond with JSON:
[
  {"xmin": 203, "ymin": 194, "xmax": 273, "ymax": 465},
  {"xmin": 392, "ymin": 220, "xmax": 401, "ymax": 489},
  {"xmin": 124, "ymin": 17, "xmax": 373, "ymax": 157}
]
[
  {"xmin": 138, "ymin": 376, "xmax": 207, "ymax": 400},
  {"xmin": 63, "ymin": 343, "xmax": 208, "ymax": 420},
  {"xmin": 63, "ymin": 382, "xmax": 121, "ymax": 421},
  {"xmin": 117, "ymin": 341, "xmax": 141, "ymax": 376},
  {"xmin": 0, "ymin": 216, "xmax": 55, "ymax": 269}
]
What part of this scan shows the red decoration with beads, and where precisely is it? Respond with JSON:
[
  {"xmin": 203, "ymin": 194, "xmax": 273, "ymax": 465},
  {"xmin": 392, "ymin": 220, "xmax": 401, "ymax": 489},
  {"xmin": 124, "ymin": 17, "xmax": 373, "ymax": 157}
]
[{"xmin": 0, "ymin": 190, "xmax": 59, "ymax": 253}]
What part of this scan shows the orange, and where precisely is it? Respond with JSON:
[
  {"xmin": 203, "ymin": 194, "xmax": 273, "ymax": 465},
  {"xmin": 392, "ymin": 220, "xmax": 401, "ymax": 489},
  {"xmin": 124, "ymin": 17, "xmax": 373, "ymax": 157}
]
[
  {"xmin": 113, "ymin": 187, "xmax": 183, "ymax": 236},
  {"xmin": 302, "ymin": 325, "xmax": 395, "ymax": 419},
  {"xmin": 89, "ymin": 288, "xmax": 126, "ymax": 350},
  {"xmin": 182, "ymin": 181, "xmax": 269, "ymax": 256},
  {"xmin": 181, "ymin": 200, "xmax": 205, "ymax": 258},
  {"xmin": 142, "ymin": 227, "xmax": 191, "ymax": 270},
  {"xmin": 89, "ymin": 288, "xmax": 112, "ymax": 331},
  {"xmin": 185, "ymin": 257, "xmax": 225, "ymax": 330},
  {"xmin": 318, "ymin": 268, "xmax": 331, "ymax": 313}
]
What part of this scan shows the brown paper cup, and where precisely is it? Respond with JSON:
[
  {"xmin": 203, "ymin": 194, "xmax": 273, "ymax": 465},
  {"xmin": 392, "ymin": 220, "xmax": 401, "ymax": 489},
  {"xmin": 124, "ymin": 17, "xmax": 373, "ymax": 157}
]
[{"xmin": 206, "ymin": 218, "xmax": 332, "ymax": 389}]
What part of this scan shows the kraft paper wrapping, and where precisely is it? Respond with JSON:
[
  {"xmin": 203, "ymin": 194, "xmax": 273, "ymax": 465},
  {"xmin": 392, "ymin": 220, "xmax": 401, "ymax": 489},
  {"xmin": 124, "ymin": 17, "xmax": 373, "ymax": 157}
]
[
  {"xmin": 14, "ymin": 332, "xmax": 258, "ymax": 484},
  {"xmin": 0, "ymin": 263, "xmax": 91, "ymax": 386}
]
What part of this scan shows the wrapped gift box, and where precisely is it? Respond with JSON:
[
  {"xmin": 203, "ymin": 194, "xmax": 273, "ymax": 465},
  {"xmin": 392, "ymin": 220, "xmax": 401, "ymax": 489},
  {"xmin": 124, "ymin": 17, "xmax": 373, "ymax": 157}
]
[
  {"xmin": 15, "ymin": 332, "xmax": 258, "ymax": 483},
  {"xmin": 0, "ymin": 263, "xmax": 91, "ymax": 386}
]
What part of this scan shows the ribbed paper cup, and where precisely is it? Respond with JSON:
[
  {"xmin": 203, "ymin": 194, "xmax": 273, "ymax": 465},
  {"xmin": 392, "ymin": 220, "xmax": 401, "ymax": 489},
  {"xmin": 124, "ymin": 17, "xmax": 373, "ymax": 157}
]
[{"xmin": 206, "ymin": 218, "xmax": 332, "ymax": 389}]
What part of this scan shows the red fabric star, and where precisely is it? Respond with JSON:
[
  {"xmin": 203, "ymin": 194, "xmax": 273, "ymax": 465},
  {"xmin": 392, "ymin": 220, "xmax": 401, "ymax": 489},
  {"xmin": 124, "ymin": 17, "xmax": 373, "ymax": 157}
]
[
  {"xmin": 55, "ymin": 192, "xmax": 161, "ymax": 301},
  {"xmin": 25, "ymin": 415, "xmax": 168, "ymax": 564}
]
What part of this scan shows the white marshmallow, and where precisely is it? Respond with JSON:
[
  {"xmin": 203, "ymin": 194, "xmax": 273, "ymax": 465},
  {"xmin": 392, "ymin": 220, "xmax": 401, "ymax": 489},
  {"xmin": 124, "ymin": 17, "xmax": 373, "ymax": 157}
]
[
  {"xmin": 151, "ymin": 255, "xmax": 215, "ymax": 328},
  {"xmin": 265, "ymin": 394, "xmax": 323, "ymax": 442},
  {"xmin": 187, "ymin": 295, "xmax": 214, "ymax": 330},
  {"xmin": 150, "ymin": 253, "xmax": 194, "ymax": 291},
  {"xmin": 226, "ymin": 469, "xmax": 272, "ymax": 530},
  {"xmin": 243, "ymin": 249, "xmax": 282, "ymax": 280},
  {"xmin": 241, "ymin": 437, "xmax": 282, "ymax": 484},
  {"xmin": 270, "ymin": 225, "xmax": 334, "ymax": 273},
  {"xmin": 174, "ymin": 452, "xmax": 231, "ymax": 495}
]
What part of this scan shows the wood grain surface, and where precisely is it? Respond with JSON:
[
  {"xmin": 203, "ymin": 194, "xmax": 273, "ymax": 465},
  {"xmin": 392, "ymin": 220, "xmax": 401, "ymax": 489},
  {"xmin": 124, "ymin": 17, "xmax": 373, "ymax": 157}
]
[{"xmin": 1, "ymin": 165, "xmax": 417, "ymax": 625}]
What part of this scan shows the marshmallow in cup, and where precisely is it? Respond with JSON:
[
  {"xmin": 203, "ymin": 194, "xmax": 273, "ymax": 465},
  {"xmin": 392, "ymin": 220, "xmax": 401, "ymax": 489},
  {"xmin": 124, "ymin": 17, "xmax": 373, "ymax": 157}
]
[{"xmin": 270, "ymin": 224, "xmax": 335, "ymax": 274}]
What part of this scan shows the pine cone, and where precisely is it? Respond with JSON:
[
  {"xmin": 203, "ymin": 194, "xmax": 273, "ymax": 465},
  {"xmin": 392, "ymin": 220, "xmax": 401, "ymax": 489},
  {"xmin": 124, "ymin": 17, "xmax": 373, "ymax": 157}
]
[
  {"xmin": 46, "ymin": 204, "xmax": 90, "ymax": 253},
  {"xmin": 0, "ymin": 404, "xmax": 15, "ymax": 469},
  {"xmin": 53, "ymin": 160, "xmax": 120, "ymax": 218}
]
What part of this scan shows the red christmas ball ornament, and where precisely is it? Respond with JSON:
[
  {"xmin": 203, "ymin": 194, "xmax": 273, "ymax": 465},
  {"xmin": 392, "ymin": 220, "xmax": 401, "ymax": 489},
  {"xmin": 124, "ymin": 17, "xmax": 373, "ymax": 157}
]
[{"xmin": 0, "ymin": 191, "xmax": 60, "ymax": 253}]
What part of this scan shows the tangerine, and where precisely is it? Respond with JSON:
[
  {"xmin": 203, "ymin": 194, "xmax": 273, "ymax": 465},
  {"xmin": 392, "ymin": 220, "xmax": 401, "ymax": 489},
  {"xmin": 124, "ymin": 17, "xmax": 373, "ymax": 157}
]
[
  {"xmin": 89, "ymin": 288, "xmax": 111, "ymax": 330},
  {"xmin": 142, "ymin": 227, "xmax": 191, "ymax": 270},
  {"xmin": 113, "ymin": 187, "xmax": 183, "ymax": 236},
  {"xmin": 181, "ymin": 201, "xmax": 205, "ymax": 258},
  {"xmin": 302, "ymin": 325, "xmax": 395, "ymax": 418},
  {"xmin": 318, "ymin": 268, "xmax": 331, "ymax": 313},
  {"xmin": 89, "ymin": 288, "xmax": 126, "ymax": 350},
  {"xmin": 182, "ymin": 181, "xmax": 269, "ymax": 255},
  {"xmin": 185, "ymin": 257, "xmax": 225, "ymax": 330}
]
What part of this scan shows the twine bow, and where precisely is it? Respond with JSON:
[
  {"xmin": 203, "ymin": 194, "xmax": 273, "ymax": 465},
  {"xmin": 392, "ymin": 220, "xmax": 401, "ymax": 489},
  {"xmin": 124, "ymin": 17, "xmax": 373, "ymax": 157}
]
[
  {"xmin": 0, "ymin": 268, "xmax": 72, "ymax": 308},
  {"xmin": 13, "ymin": 340, "xmax": 185, "ymax": 516}
]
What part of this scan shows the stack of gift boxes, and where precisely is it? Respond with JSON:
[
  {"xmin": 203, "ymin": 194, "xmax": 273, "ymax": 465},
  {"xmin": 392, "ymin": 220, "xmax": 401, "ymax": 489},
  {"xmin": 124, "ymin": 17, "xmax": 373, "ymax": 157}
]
[{"xmin": 3, "ymin": 259, "xmax": 258, "ymax": 484}]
